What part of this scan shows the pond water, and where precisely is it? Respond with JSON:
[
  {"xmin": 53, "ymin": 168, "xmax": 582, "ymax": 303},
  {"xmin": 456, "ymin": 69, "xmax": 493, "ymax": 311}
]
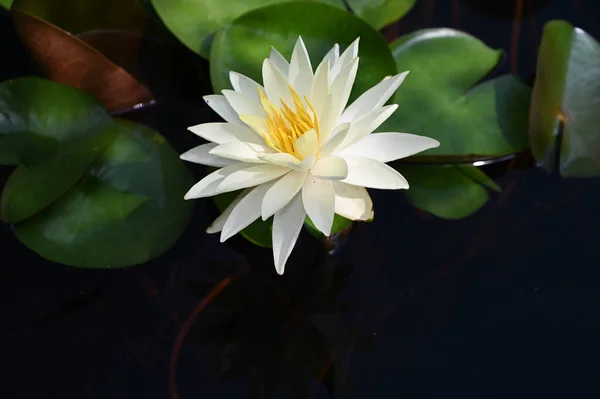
[{"xmin": 2, "ymin": 1, "xmax": 600, "ymax": 398}]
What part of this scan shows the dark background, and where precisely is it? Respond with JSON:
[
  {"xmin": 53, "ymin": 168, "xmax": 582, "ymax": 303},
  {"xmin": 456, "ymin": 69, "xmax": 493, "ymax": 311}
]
[{"xmin": 2, "ymin": 0, "xmax": 600, "ymax": 398}]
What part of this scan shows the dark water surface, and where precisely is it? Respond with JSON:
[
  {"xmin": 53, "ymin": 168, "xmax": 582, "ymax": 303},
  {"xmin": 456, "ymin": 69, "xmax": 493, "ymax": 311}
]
[{"xmin": 2, "ymin": 1, "xmax": 600, "ymax": 398}]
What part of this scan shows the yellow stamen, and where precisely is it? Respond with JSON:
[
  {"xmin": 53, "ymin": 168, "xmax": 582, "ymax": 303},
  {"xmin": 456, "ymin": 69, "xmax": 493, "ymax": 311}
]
[{"xmin": 255, "ymin": 86, "xmax": 320, "ymax": 159}]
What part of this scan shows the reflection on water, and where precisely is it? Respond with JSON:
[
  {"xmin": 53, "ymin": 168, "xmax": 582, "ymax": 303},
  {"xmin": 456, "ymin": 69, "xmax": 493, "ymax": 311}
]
[
  {"xmin": 2, "ymin": 1, "xmax": 600, "ymax": 398},
  {"xmin": 177, "ymin": 255, "xmax": 370, "ymax": 398}
]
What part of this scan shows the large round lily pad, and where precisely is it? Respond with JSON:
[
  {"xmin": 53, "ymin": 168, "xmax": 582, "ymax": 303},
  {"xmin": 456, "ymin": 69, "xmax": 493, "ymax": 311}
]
[
  {"xmin": 14, "ymin": 121, "xmax": 194, "ymax": 267},
  {"xmin": 382, "ymin": 28, "xmax": 531, "ymax": 160},
  {"xmin": 1, "ymin": 0, "xmax": 13, "ymax": 10},
  {"xmin": 209, "ymin": 1, "xmax": 396, "ymax": 99},
  {"xmin": 151, "ymin": 0, "xmax": 345, "ymax": 59},
  {"xmin": 0, "ymin": 77, "xmax": 112, "ymax": 166},
  {"xmin": 346, "ymin": 0, "xmax": 415, "ymax": 30},
  {"xmin": 0, "ymin": 78, "xmax": 194, "ymax": 267},
  {"xmin": 1, "ymin": 126, "xmax": 116, "ymax": 223}
]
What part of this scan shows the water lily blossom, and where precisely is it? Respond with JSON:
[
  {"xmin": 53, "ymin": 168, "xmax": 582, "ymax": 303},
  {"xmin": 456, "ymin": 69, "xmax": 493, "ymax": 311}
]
[{"xmin": 181, "ymin": 36, "xmax": 439, "ymax": 274}]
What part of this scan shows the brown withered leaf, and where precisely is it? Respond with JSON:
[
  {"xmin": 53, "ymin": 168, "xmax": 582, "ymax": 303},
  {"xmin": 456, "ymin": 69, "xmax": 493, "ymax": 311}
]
[
  {"xmin": 78, "ymin": 30, "xmax": 147, "ymax": 79},
  {"xmin": 12, "ymin": 10, "xmax": 154, "ymax": 112}
]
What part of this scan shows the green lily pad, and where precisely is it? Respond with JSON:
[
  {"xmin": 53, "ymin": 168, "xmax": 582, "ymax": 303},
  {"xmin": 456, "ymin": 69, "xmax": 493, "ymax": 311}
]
[
  {"xmin": 1, "ymin": 0, "xmax": 13, "ymax": 10},
  {"xmin": 346, "ymin": 0, "xmax": 415, "ymax": 30},
  {"xmin": 382, "ymin": 28, "xmax": 531, "ymax": 159},
  {"xmin": 1, "ymin": 126, "xmax": 116, "ymax": 223},
  {"xmin": 529, "ymin": 21, "xmax": 600, "ymax": 177},
  {"xmin": 395, "ymin": 164, "xmax": 500, "ymax": 220},
  {"xmin": 210, "ymin": 1, "xmax": 396, "ymax": 98},
  {"xmin": 0, "ymin": 78, "xmax": 194, "ymax": 267},
  {"xmin": 0, "ymin": 77, "xmax": 113, "ymax": 166},
  {"xmin": 151, "ymin": 0, "xmax": 345, "ymax": 59},
  {"xmin": 14, "ymin": 120, "xmax": 195, "ymax": 267}
]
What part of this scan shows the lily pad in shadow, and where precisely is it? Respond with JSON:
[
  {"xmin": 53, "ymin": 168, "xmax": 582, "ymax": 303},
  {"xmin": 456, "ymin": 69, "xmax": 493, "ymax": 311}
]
[
  {"xmin": 529, "ymin": 20, "xmax": 600, "ymax": 177},
  {"xmin": 395, "ymin": 164, "xmax": 501, "ymax": 220}
]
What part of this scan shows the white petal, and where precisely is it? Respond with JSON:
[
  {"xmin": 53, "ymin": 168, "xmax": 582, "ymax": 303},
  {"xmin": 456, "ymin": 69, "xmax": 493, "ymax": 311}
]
[
  {"xmin": 289, "ymin": 154, "xmax": 316, "ymax": 171},
  {"xmin": 184, "ymin": 163, "xmax": 249, "ymax": 199},
  {"xmin": 261, "ymin": 170, "xmax": 308, "ymax": 220},
  {"xmin": 269, "ymin": 47, "xmax": 290, "ymax": 77},
  {"xmin": 340, "ymin": 71, "xmax": 409, "ymax": 123},
  {"xmin": 220, "ymin": 183, "xmax": 273, "ymax": 241},
  {"xmin": 229, "ymin": 72, "xmax": 264, "ymax": 101},
  {"xmin": 204, "ymin": 95, "xmax": 241, "ymax": 124},
  {"xmin": 309, "ymin": 59, "xmax": 330, "ymax": 120},
  {"xmin": 258, "ymin": 152, "xmax": 301, "ymax": 167},
  {"xmin": 340, "ymin": 104, "xmax": 398, "ymax": 149},
  {"xmin": 329, "ymin": 58, "xmax": 359, "ymax": 125},
  {"xmin": 209, "ymin": 142, "xmax": 265, "ymax": 163},
  {"xmin": 216, "ymin": 163, "xmax": 290, "ymax": 194},
  {"xmin": 222, "ymin": 90, "xmax": 265, "ymax": 118},
  {"xmin": 311, "ymin": 156, "xmax": 348, "ymax": 180},
  {"xmin": 185, "ymin": 171, "xmax": 223, "ymax": 200},
  {"xmin": 288, "ymin": 36, "xmax": 313, "ymax": 97},
  {"xmin": 294, "ymin": 129, "xmax": 318, "ymax": 159},
  {"xmin": 341, "ymin": 155, "xmax": 409, "ymax": 189},
  {"xmin": 258, "ymin": 152, "xmax": 315, "ymax": 170},
  {"xmin": 247, "ymin": 143, "xmax": 276, "ymax": 153},
  {"xmin": 330, "ymin": 38, "xmax": 359, "ymax": 81},
  {"xmin": 206, "ymin": 189, "xmax": 250, "ymax": 234},
  {"xmin": 188, "ymin": 122, "xmax": 265, "ymax": 145},
  {"xmin": 332, "ymin": 181, "xmax": 373, "ymax": 221},
  {"xmin": 321, "ymin": 123, "xmax": 350, "ymax": 155},
  {"xmin": 340, "ymin": 133, "xmax": 440, "ymax": 162},
  {"xmin": 339, "ymin": 38, "xmax": 360, "ymax": 63},
  {"xmin": 180, "ymin": 143, "xmax": 236, "ymax": 167},
  {"xmin": 262, "ymin": 59, "xmax": 293, "ymax": 107},
  {"xmin": 272, "ymin": 193, "xmax": 306, "ymax": 275},
  {"xmin": 323, "ymin": 43, "xmax": 339, "ymax": 69},
  {"xmin": 302, "ymin": 176, "xmax": 335, "ymax": 236},
  {"xmin": 318, "ymin": 94, "xmax": 336, "ymax": 141}
]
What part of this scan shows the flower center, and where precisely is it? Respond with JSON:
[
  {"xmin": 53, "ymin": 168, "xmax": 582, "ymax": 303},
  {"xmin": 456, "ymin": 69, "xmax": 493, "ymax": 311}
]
[{"xmin": 247, "ymin": 86, "xmax": 319, "ymax": 159}]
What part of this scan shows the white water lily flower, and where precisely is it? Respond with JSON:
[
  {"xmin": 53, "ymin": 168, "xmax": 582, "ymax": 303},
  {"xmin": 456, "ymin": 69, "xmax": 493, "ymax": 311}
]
[{"xmin": 181, "ymin": 36, "xmax": 439, "ymax": 274}]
